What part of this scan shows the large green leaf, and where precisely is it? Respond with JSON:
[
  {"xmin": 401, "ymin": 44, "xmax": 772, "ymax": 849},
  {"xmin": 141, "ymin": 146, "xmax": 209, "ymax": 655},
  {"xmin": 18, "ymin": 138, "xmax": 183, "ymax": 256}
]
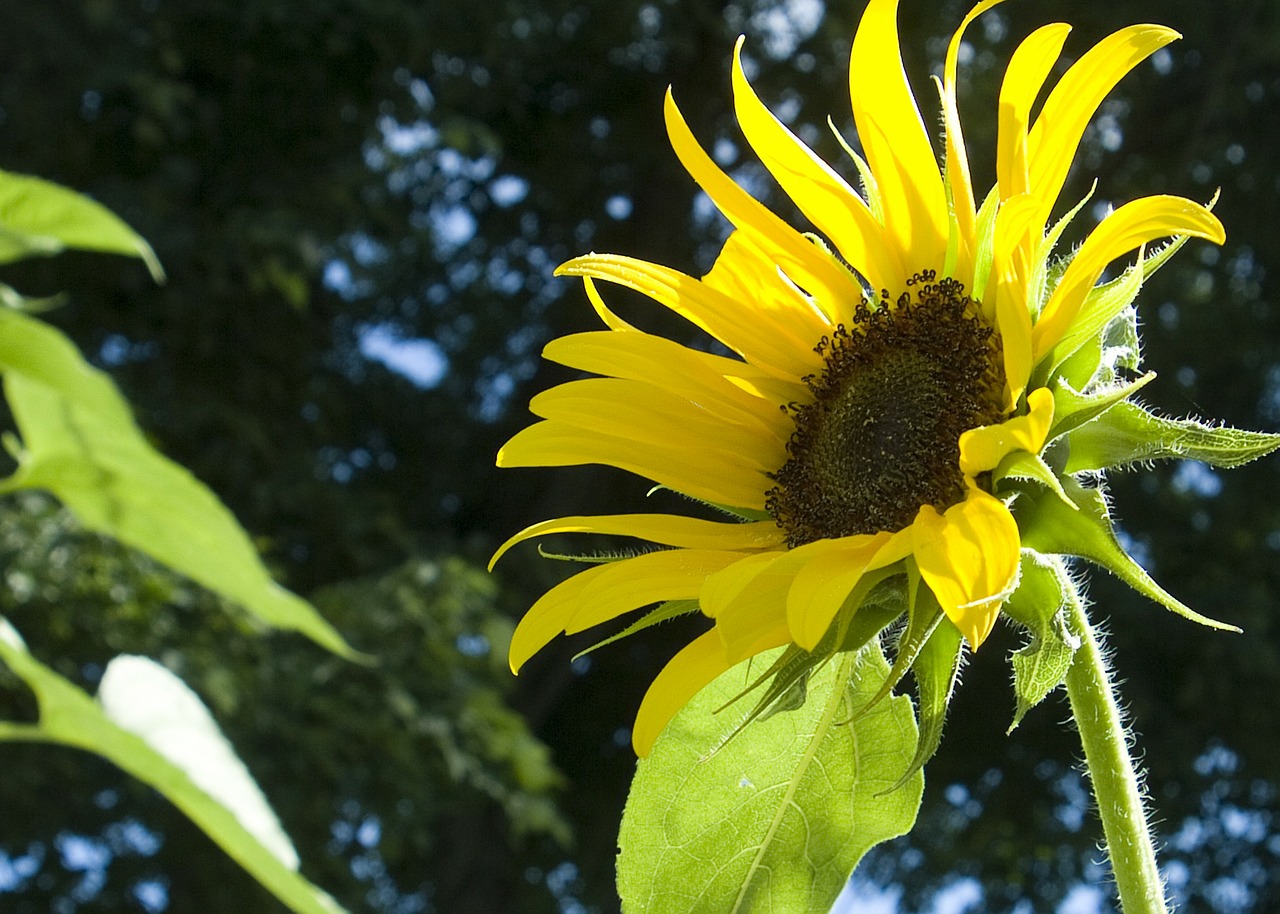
[
  {"xmin": 0, "ymin": 168, "xmax": 163, "ymax": 280},
  {"xmin": 617, "ymin": 643, "xmax": 922, "ymax": 914},
  {"xmin": 0, "ymin": 619, "xmax": 343, "ymax": 914},
  {"xmin": 0, "ymin": 310, "xmax": 356, "ymax": 658}
]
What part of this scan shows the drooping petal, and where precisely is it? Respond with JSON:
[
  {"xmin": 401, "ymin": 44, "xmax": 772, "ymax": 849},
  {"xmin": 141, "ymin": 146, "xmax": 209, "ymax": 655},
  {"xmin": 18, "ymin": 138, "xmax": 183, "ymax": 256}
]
[
  {"xmin": 1032, "ymin": 196, "xmax": 1225, "ymax": 362},
  {"xmin": 731, "ymin": 39, "xmax": 903, "ymax": 298},
  {"xmin": 1027, "ymin": 25, "xmax": 1181, "ymax": 224},
  {"xmin": 785, "ymin": 530, "xmax": 913, "ymax": 650},
  {"xmin": 558, "ymin": 254, "xmax": 825, "ymax": 379},
  {"xmin": 849, "ymin": 0, "xmax": 949, "ymax": 272},
  {"xmin": 632, "ymin": 630, "xmax": 752, "ymax": 757},
  {"xmin": 958, "ymin": 387, "xmax": 1055, "ymax": 476},
  {"xmin": 582, "ymin": 277, "xmax": 638, "ymax": 332},
  {"xmin": 703, "ymin": 553, "xmax": 802, "ymax": 663},
  {"xmin": 997, "ymin": 23, "xmax": 1071, "ymax": 201},
  {"xmin": 508, "ymin": 550, "xmax": 744, "ymax": 673},
  {"xmin": 489, "ymin": 514, "xmax": 785, "ymax": 570},
  {"xmin": 498, "ymin": 421, "xmax": 771, "ymax": 510},
  {"xmin": 664, "ymin": 90, "xmax": 866, "ymax": 313},
  {"xmin": 528, "ymin": 378, "xmax": 786, "ymax": 471},
  {"xmin": 912, "ymin": 489, "xmax": 1021, "ymax": 648}
]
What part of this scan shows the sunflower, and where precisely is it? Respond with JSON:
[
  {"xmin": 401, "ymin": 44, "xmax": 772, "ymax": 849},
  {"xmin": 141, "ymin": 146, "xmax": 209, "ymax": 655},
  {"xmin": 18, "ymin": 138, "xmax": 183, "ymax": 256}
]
[{"xmin": 494, "ymin": 0, "xmax": 1226, "ymax": 757}]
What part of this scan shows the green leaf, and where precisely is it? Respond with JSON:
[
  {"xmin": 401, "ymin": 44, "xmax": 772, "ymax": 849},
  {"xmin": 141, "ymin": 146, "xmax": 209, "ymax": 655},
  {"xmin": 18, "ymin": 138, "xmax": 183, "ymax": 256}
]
[
  {"xmin": 1064, "ymin": 401, "xmax": 1280, "ymax": 474},
  {"xmin": 617, "ymin": 644, "xmax": 923, "ymax": 914},
  {"xmin": 899, "ymin": 599, "xmax": 964, "ymax": 784},
  {"xmin": 0, "ymin": 311, "xmax": 357, "ymax": 658},
  {"xmin": 1003, "ymin": 551, "xmax": 1080, "ymax": 731},
  {"xmin": 0, "ymin": 620, "xmax": 343, "ymax": 914},
  {"xmin": 1018, "ymin": 476, "xmax": 1238, "ymax": 632},
  {"xmin": 993, "ymin": 449, "xmax": 1076, "ymax": 509},
  {"xmin": 1047, "ymin": 372, "xmax": 1155, "ymax": 444},
  {"xmin": 0, "ymin": 169, "xmax": 164, "ymax": 281}
]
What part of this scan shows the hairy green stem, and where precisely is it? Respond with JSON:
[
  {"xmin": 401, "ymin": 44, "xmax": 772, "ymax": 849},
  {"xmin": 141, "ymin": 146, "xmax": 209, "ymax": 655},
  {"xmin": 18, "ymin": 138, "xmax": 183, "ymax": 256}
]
[{"xmin": 1064, "ymin": 595, "xmax": 1168, "ymax": 914}]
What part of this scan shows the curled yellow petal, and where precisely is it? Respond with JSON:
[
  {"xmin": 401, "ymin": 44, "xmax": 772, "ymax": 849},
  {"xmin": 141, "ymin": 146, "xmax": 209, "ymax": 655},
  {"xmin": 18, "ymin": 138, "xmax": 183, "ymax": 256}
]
[
  {"xmin": 941, "ymin": 0, "xmax": 1007, "ymax": 285},
  {"xmin": 849, "ymin": 0, "xmax": 949, "ymax": 270},
  {"xmin": 1032, "ymin": 196, "xmax": 1225, "ymax": 361},
  {"xmin": 582, "ymin": 277, "xmax": 637, "ymax": 332},
  {"xmin": 663, "ymin": 90, "xmax": 865, "ymax": 313},
  {"xmin": 997, "ymin": 23, "xmax": 1071, "ymax": 202},
  {"xmin": 732, "ymin": 38, "xmax": 902, "ymax": 298},
  {"xmin": 912, "ymin": 489, "xmax": 1021, "ymax": 649},
  {"xmin": 959, "ymin": 387, "xmax": 1056, "ymax": 477},
  {"xmin": 1028, "ymin": 25, "xmax": 1181, "ymax": 224}
]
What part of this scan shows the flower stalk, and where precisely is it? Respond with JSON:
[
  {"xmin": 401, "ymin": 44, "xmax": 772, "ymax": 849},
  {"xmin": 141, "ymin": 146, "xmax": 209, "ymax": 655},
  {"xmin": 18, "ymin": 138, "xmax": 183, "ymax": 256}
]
[{"xmin": 1064, "ymin": 587, "xmax": 1168, "ymax": 914}]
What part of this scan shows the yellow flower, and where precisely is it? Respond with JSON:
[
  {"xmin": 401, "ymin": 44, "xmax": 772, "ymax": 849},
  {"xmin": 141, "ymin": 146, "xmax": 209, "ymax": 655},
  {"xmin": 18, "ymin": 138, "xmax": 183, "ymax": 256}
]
[{"xmin": 494, "ymin": 0, "xmax": 1224, "ymax": 756}]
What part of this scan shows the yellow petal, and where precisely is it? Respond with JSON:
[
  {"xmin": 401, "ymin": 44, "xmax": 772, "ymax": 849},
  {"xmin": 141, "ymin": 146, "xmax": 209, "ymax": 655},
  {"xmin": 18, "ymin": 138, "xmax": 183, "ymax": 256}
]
[
  {"xmin": 731, "ymin": 39, "xmax": 903, "ymax": 298},
  {"xmin": 1032, "ymin": 196, "xmax": 1225, "ymax": 361},
  {"xmin": 941, "ymin": 0, "xmax": 1007, "ymax": 285},
  {"xmin": 508, "ymin": 550, "xmax": 742, "ymax": 673},
  {"xmin": 997, "ymin": 23, "xmax": 1071, "ymax": 201},
  {"xmin": 489, "ymin": 514, "xmax": 785, "ymax": 570},
  {"xmin": 498, "ymin": 420, "xmax": 771, "ymax": 510},
  {"xmin": 582, "ymin": 277, "xmax": 638, "ymax": 332},
  {"xmin": 705, "ymin": 553, "xmax": 799, "ymax": 663},
  {"xmin": 990, "ymin": 192, "xmax": 1040, "ymax": 404},
  {"xmin": 558, "ymin": 253, "xmax": 825, "ymax": 379},
  {"xmin": 958, "ymin": 387, "xmax": 1055, "ymax": 476},
  {"xmin": 633, "ymin": 630, "xmax": 745, "ymax": 757},
  {"xmin": 529, "ymin": 378, "xmax": 786, "ymax": 471},
  {"xmin": 663, "ymin": 90, "xmax": 866, "ymax": 313},
  {"xmin": 543, "ymin": 330, "xmax": 802, "ymax": 433},
  {"xmin": 849, "ymin": 0, "xmax": 948, "ymax": 271},
  {"xmin": 912, "ymin": 489, "xmax": 1020, "ymax": 649},
  {"xmin": 785, "ymin": 529, "xmax": 913, "ymax": 650},
  {"xmin": 1027, "ymin": 25, "xmax": 1180, "ymax": 225}
]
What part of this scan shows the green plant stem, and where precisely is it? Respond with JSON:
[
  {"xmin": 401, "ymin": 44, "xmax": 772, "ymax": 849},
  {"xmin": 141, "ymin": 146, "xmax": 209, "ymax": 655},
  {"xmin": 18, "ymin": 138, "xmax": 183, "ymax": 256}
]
[{"xmin": 1064, "ymin": 596, "xmax": 1168, "ymax": 914}]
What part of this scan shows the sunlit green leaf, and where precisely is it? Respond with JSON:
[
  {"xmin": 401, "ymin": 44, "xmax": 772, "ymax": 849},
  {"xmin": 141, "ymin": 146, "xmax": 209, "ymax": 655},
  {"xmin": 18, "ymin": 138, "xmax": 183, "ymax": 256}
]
[
  {"xmin": 1064, "ymin": 401, "xmax": 1280, "ymax": 474},
  {"xmin": 1003, "ymin": 551, "xmax": 1080, "ymax": 731},
  {"xmin": 617, "ymin": 644, "xmax": 922, "ymax": 914},
  {"xmin": 1018, "ymin": 476, "xmax": 1238, "ymax": 632},
  {"xmin": 0, "ymin": 169, "xmax": 164, "ymax": 280},
  {"xmin": 0, "ymin": 312, "xmax": 356, "ymax": 658},
  {"xmin": 0, "ymin": 619, "xmax": 343, "ymax": 914}
]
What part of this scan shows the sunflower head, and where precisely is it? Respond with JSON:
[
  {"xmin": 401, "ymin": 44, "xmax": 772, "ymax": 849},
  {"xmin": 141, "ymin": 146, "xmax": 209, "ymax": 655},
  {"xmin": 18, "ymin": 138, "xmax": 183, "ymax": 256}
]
[{"xmin": 494, "ymin": 0, "xmax": 1273, "ymax": 761}]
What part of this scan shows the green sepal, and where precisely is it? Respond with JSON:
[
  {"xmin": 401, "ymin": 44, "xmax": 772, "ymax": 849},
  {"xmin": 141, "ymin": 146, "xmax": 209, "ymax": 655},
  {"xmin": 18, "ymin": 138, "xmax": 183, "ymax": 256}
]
[
  {"xmin": 1064, "ymin": 401, "xmax": 1280, "ymax": 474},
  {"xmin": 846, "ymin": 570, "xmax": 943, "ymax": 723},
  {"xmin": 993, "ymin": 449, "xmax": 1076, "ymax": 509},
  {"xmin": 1047, "ymin": 371, "xmax": 1155, "ymax": 444},
  {"xmin": 893, "ymin": 604, "xmax": 964, "ymax": 791},
  {"xmin": 829, "ymin": 117, "xmax": 883, "ymax": 224},
  {"xmin": 617, "ymin": 643, "xmax": 922, "ymax": 914},
  {"xmin": 572, "ymin": 599, "xmax": 700, "ymax": 661},
  {"xmin": 969, "ymin": 186, "xmax": 1000, "ymax": 302},
  {"xmin": 1029, "ymin": 184, "xmax": 1095, "ymax": 319},
  {"xmin": 1019, "ymin": 476, "xmax": 1239, "ymax": 632},
  {"xmin": 1046, "ymin": 226, "xmax": 1192, "ymax": 391},
  {"xmin": 1002, "ymin": 551, "xmax": 1081, "ymax": 732}
]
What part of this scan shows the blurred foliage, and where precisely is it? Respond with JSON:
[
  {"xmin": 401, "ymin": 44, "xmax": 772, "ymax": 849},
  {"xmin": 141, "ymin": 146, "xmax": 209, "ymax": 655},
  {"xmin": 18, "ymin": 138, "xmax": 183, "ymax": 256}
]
[{"xmin": 0, "ymin": 0, "xmax": 1278, "ymax": 911}]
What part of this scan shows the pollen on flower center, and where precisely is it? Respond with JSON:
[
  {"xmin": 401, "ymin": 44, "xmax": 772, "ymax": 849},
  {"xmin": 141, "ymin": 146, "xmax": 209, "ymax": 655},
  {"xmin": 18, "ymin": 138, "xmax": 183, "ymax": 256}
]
[{"xmin": 766, "ymin": 271, "xmax": 1005, "ymax": 548}]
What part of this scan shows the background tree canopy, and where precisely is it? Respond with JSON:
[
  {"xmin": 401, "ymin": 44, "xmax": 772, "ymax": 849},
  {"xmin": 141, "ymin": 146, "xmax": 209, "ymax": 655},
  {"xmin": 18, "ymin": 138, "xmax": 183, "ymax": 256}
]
[{"xmin": 1, "ymin": 0, "xmax": 1279, "ymax": 911}]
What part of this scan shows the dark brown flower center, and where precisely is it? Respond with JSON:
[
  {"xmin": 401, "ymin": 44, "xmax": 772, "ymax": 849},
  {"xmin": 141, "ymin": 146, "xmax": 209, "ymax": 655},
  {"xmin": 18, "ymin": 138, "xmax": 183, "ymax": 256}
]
[{"xmin": 766, "ymin": 271, "xmax": 1005, "ymax": 548}]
